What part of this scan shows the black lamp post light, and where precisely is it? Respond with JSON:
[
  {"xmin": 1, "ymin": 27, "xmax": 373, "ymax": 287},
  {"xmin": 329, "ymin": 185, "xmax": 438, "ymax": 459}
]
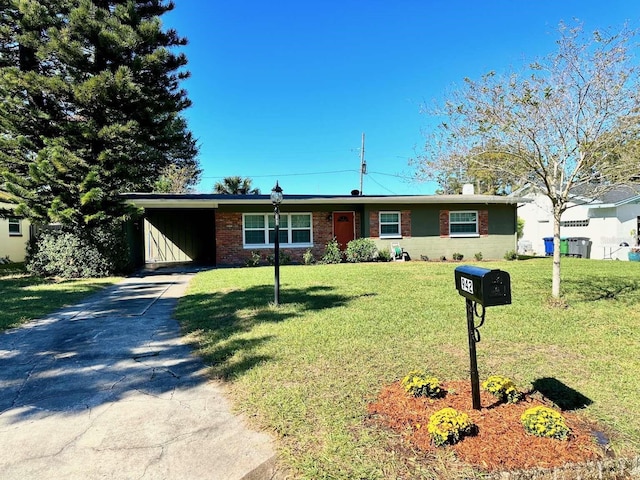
[{"xmin": 270, "ymin": 181, "xmax": 283, "ymax": 305}]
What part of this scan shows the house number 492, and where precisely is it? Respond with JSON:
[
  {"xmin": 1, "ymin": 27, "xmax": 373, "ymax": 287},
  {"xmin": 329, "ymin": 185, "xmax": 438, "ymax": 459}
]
[{"xmin": 460, "ymin": 277, "xmax": 474, "ymax": 294}]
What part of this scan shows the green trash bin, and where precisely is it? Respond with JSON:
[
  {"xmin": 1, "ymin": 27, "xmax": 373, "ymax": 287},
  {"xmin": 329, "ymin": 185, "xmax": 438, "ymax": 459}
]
[{"xmin": 560, "ymin": 238, "xmax": 569, "ymax": 256}]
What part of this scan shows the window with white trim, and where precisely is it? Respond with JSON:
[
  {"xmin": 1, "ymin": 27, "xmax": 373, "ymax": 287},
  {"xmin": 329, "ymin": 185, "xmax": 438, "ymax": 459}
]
[
  {"xmin": 8, "ymin": 217, "xmax": 21, "ymax": 236},
  {"xmin": 379, "ymin": 212, "xmax": 401, "ymax": 238},
  {"xmin": 243, "ymin": 213, "xmax": 312, "ymax": 247},
  {"xmin": 449, "ymin": 211, "xmax": 478, "ymax": 236}
]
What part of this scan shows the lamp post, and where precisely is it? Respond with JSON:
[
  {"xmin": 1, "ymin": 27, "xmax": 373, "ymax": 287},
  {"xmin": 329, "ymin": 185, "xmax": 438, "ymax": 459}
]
[{"xmin": 270, "ymin": 181, "xmax": 283, "ymax": 305}]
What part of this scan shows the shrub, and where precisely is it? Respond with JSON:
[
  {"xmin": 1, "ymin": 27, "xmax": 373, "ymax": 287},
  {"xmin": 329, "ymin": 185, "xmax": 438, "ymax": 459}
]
[
  {"xmin": 99, "ymin": 224, "xmax": 132, "ymax": 267},
  {"xmin": 504, "ymin": 250, "xmax": 518, "ymax": 261},
  {"xmin": 345, "ymin": 238, "xmax": 377, "ymax": 263},
  {"xmin": 474, "ymin": 252, "xmax": 483, "ymax": 261},
  {"xmin": 376, "ymin": 247, "xmax": 392, "ymax": 262},
  {"xmin": 320, "ymin": 238, "xmax": 342, "ymax": 264},
  {"xmin": 245, "ymin": 251, "xmax": 262, "ymax": 267},
  {"xmin": 302, "ymin": 248, "xmax": 315, "ymax": 265},
  {"xmin": 452, "ymin": 252, "xmax": 464, "ymax": 261},
  {"xmin": 401, "ymin": 370, "xmax": 442, "ymax": 398},
  {"xmin": 439, "ymin": 255, "xmax": 447, "ymax": 261},
  {"xmin": 517, "ymin": 216, "xmax": 525, "ymax": 240},
  {"xmin": 427, "ymin": 407, "xmax": 474, "ymax": 447},
  {"xmin": 482, "ymin": 375, "xmax": 522, "ymax": 403},
  {"xmin": 27, "ymin": 229, "xmax": 113, "ymax": 278},
  {"xmin": 26, "ymin": 223, "xmax": 131, "ymax": 278},
  {"xmin": 266, "ymin": 251, "xmax": 291, "ymax": 265},
  {"xmin": 521, "ymin": 406, "xmax": 570, "ymax": 440}
]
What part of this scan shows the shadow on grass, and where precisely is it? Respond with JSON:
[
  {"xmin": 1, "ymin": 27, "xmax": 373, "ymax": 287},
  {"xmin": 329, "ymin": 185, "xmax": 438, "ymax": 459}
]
[
  {"xmin": 0, "ymin": 276, "xmax": 111, "ymax": 330},
  {"xmin": 513, "ymin": 255, "xmax": 551, "ymax": 261},
  {"xmin": 563, "ymin": 276, "xmax": 640, "ymax": 303},
  {"xmin": 532, "ymin": 377, "xmax": 593, "ymax": 410},
  {"xmin": 177, "ymin": 284, "xmax": 353, "ymax": 379},
  {"xmin": 0, "ymin": 262, "xmax": 26, "ymax": 276}
]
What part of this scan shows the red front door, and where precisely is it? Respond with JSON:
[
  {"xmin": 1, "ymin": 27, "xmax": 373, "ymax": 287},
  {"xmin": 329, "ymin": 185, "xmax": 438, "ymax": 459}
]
[{"xmin": 333, "ymin": 212, "xmax": 355, "ymax": 251}]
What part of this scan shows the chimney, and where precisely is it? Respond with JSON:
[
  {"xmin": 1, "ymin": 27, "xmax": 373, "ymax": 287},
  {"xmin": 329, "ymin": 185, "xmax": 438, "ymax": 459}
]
[{"xmin": 462, "ymin": 184, "xmax": 475, "ymax": 195}]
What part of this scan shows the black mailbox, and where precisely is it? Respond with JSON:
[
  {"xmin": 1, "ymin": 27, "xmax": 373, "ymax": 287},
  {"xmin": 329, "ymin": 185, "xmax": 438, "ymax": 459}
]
[{"xmin": 454, "ymin": 265, "xmax": 511, "ymax": 307}]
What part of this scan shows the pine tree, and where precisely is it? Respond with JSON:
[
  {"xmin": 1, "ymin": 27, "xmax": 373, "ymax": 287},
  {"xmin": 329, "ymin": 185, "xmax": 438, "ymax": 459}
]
[{"xmin": 0, "ymin": 0, "xmax": 199, "ymax": 228}]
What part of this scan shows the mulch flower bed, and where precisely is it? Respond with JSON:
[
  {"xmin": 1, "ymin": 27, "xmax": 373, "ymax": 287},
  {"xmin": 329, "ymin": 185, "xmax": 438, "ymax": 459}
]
[{"xmin": 368, "ymin": 380, "xmax": 606, "ymax": 472}]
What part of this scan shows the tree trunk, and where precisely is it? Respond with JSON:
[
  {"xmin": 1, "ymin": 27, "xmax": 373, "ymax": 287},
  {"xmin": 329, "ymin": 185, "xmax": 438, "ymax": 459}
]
[{"xmin": 552, "ymin": 206, "xmax": 562, "ymax": 298}]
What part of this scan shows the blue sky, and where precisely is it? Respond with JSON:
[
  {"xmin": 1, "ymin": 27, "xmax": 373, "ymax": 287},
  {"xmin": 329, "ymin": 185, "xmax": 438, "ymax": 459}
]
[{"xmin": 163, "ymin": 1, "xmax": 639, "ymax": 196}]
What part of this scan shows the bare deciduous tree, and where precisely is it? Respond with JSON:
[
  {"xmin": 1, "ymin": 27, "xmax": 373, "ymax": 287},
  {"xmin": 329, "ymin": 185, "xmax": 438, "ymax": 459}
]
[
  {"xmin": 154, "ymin": 164, "xmax": 202, "ymax": 193},
  {"xmin": 414, "ymin": 22, "xmax": 640, "ymax": 298}
]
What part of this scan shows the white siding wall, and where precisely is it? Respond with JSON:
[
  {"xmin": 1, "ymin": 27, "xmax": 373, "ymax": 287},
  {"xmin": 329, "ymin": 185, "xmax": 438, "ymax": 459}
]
[
  {"xmin": 518, "ymin": 193, "xmax": 640, "ymax": 260},
  {"xmin": 517, "ymin": 194, "xmax": 556, "ymax": 256}
]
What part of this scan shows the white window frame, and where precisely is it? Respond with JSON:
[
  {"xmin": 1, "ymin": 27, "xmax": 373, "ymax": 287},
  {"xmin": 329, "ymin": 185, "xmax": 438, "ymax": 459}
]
[
  {"xmin": 242, "ymin": 212, "xmax": 313, "ymax": 248},
  {"xmin": 379, "ymin": 211, "xmax": 401, "ymax": 238},
  {"xmin": 449, "ymin": 210, "xmax": 479, "ymax": 238},
  {"xmin": 8, "ymin": 217, "xmax": 21, "ymax": 236}
]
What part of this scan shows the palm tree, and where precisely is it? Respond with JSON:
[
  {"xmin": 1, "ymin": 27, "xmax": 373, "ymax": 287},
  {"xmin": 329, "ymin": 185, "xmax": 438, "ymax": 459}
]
[{"xmin": 213, "ymin": 176, "xmax": 260, "ymax": 195}]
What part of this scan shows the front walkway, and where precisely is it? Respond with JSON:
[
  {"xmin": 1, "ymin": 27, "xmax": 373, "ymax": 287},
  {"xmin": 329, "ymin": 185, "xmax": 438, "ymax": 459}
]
[{"xmin": 0, "ymin": 267, "xmax": 276, "ymax": 479}]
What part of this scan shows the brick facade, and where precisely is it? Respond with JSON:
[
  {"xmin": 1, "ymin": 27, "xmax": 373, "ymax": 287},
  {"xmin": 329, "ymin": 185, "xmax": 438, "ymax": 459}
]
[
  {"xmin": 401, "ymin": 210, "xmax": 411, "ymax": 237},
  {"xmin": 354, "ymin": 212, "xmax": 362, "ymax": 239},
  {"xmin": 313, "ymin": 211, "xmax": 335, "ymax": 257},
  {"xmin": 439, "ymin": 210, "xmax": 449, "ymax": 237},
  {"xmin": 478, "ymin": 210, "xmax": 489, "ymax": 236},
  {"xmin": 369, "ymin": 212, "xmax": 378, "ymax": 238},
  {"xmin": 215, "ymin": 212, "xmax": 245, "ymax": 265},
  {"xmin": 215, "ymin": 210, "xmax": 351, "ymax": 266}
]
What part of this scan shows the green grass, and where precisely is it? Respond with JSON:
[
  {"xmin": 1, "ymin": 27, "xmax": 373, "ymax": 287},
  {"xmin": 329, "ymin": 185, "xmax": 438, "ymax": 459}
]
[
  {"xmin": 175, "ymin": 259, "xmax": 640, "ymax": 479},
  {"xmin": 0, "ymin": 263, "xmax": 121, "ymax": 330}
]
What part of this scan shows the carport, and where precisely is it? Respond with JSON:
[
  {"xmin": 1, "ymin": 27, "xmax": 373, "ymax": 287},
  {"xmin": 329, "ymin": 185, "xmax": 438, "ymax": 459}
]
[
  {"xmin": 144, "ymin": 208, "xmax": 215, "ymax": 264},
  {"xmin": 123, "ymin": 194, "xmax": 218, "ymax": 266}
]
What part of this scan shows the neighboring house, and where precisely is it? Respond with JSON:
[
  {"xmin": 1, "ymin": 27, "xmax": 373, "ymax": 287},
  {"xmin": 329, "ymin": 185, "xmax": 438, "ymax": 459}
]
[
  {"xmin": 516, "ymin": 185, "xmax": 640, "ymax": 260},
  {"xmin": 0, "ymin": 201, "xmax": 32, "ymax": 262},
  {"xmin": 122, "ymin": 192, "xmax": 524, "ymax": 266}
]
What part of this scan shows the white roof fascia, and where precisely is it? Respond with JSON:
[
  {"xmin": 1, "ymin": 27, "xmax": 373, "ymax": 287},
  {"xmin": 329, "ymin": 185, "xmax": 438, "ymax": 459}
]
[
  {"xmin": 587, "ymin": 202, "xmax": 616, "ymax": 209},
  {"xmin": 587, "ymin": 195, "xmax": 640, "ymax": 209},
  {"xmin": 124, "ymin": 198, "xmax": 219, "ymax": 209},
  {"xmin": 123, "ymin": 194, "xmax": 527, "ymax": 208},
  {"xmin": 219, "ymin": 195, "xmax": 525, "ymax": 205},
  {"xmin": 612, "ymin": 195, "xmax": 640, "ymax": 207}
]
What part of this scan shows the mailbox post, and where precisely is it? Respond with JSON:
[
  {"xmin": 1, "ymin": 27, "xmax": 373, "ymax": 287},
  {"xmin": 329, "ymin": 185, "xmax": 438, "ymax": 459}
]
[{"xmin": 454, "ymin": 266, "xmax": 511, "ymax": 410}]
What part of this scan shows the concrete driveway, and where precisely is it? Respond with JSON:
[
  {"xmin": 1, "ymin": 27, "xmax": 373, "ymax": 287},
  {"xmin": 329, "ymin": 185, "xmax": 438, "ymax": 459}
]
[{"xmin": 0, "ymin": 266, "xmax": 276, "ymax": 479}]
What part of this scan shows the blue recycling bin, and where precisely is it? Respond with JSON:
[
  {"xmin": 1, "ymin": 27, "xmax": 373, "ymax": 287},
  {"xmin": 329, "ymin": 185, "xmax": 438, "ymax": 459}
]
[{"xmin": 543, "ymin": 237, "xmax": 554, "ymax": 256}]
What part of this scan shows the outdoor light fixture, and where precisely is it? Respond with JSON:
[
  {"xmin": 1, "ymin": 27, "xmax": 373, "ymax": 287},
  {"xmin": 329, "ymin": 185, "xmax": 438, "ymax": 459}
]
[
  {"xmin": 270, "ymin": 181, "xmax": 283, "ymax": 205},
  {"xmin": 271, "ymin": 181, "xmax": 283, "ymax": 305}
]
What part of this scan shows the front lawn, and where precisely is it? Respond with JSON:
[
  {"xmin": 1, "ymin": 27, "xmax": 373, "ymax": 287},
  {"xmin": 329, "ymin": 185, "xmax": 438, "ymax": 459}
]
[
  {"xmin": 175, "ymin": 259, "xmax": 640, "ymax": 479},
  {"xmin": 0, "ymin": 263, "xmax": 121, "ymax": 331}
]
